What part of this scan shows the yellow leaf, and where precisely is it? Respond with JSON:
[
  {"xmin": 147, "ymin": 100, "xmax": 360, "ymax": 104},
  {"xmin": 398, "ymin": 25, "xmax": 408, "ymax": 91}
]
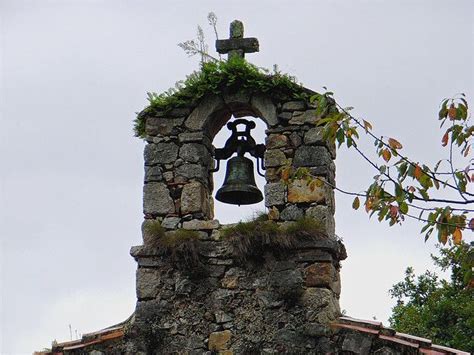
[
  {"xmin": 388, "ymin": 138, "xmax": 403, "ymax": 150},
  {"xmin": 382, "ymin": 149, "xmax": 391, "ymax": 162},
  {"xmin": 439, "ymin": 232, "xmax": 448, "ymax": 245},
  {"xmin": 363, "ymin": 120, "xmax": 373, "ymax": 132},
  {"xmin": 453, "ymin": 228, "xmax": 462, "ymax": 245},
  {"xmin": 365, "ymin": 198, "xmax": 373, "ymax": 213},
  {"xmin": 352, "ymin": 197, "xmax": 360, "ymax": 210}
]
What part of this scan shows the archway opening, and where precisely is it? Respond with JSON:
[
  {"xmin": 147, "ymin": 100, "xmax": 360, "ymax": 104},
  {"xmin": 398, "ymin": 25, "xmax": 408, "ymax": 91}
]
[{"xmin": 212, "ymin": 115, "xmax": 267, "ymax": 224}]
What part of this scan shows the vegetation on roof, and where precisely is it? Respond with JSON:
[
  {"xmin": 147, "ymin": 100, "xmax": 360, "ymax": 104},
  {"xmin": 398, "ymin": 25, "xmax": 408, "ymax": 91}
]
[{"xmin": 133, "ymin": 57, "xmax": 313, "ymax": 138}]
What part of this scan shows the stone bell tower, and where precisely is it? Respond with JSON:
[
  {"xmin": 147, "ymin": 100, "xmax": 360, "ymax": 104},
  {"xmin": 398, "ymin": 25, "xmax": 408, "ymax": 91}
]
[{"xmin": 125, "ymin": 20, "xmax": 346, "ymax": 353}]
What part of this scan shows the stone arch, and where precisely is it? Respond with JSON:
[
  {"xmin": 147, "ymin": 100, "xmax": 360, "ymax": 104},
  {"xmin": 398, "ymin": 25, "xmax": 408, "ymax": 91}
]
[
  {"xmin": 183, "ymin": 92, "xmax": 278, "ymax": 139},
  {"xmin": 142, "ymin": 86, "xmax": 336, "ymax": 236},
  {"xmin": 178, "ymin": 91, "xmax": 278, "ymax": 219}
]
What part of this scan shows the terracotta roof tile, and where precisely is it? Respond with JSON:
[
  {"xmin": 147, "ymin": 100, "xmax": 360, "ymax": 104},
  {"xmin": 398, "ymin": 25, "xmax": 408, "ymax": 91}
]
[{"xmin": 335, "ymin": 316, "xmax": 469, "ymax": 354}]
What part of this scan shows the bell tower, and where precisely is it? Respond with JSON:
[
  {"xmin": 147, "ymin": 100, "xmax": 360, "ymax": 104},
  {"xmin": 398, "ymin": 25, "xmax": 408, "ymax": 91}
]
[{"xmin": 127, "ymin": 20, "xmax": 346, "ymax": 353}]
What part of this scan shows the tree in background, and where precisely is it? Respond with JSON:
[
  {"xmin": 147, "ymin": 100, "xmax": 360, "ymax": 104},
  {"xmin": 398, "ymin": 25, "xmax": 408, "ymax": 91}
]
[{"xmin": 388, "ymin": 242, "xmax": 473, "ymax": 352}]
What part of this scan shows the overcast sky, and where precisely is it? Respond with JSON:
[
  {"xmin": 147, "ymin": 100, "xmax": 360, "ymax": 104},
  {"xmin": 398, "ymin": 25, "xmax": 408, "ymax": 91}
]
[{"xmin": 1, "ymin": 1, "xmax": 473, "ymax": 353}]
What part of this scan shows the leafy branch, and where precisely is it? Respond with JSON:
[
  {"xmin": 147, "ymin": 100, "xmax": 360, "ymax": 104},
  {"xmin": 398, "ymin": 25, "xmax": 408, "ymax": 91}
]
[{"xmin": 309, "ymin": 92, "xmax": 473, "ymax": 245}]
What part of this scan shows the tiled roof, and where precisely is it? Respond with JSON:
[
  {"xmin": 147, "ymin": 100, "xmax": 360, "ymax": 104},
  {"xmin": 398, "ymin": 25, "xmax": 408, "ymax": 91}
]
[
  {"xmin": 37, "ymin": 317, "xmax": 130, "ymax": 354},
  {"xmin": 37, "ymin": 315, "xmax": 469, "ymax": 354},
  {"xmin": 334, "ymin": 316, "xmax": 470, "ymax": 355}
]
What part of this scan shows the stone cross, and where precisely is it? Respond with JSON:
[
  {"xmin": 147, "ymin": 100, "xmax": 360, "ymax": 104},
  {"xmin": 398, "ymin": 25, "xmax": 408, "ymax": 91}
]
[{"xmin": 215, "ymin": 20, "xmax": 259, "ymax": 60}]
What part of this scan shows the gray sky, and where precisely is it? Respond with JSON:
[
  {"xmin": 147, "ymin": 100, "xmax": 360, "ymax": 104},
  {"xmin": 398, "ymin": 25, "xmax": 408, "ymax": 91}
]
[{"xmin": 1, "ymin": 1, "xmax": 473, "ymax": 353}]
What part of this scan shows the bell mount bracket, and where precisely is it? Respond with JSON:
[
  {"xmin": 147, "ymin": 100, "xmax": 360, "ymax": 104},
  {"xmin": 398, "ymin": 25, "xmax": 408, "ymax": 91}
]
[{"xmin": 212, "ymin": 119, "xmax": 266, "ymax": 176}]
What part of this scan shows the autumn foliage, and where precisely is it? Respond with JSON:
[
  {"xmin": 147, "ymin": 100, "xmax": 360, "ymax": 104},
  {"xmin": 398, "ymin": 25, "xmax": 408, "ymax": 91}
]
[{"xmin": 307, "ymin": 93, "xmax": 473, "ymax": 245}]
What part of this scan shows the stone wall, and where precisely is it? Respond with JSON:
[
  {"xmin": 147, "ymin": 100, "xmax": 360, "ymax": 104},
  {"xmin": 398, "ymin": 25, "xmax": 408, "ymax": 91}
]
[{"xmin": 126, "ymin": 221, "xmax": 346, "ymax": 353}]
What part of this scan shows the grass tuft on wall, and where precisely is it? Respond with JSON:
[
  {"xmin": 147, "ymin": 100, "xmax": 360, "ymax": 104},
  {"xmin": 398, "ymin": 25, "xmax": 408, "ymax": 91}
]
[{"xmin": 222, "ymin": 216, "xmax": 326, "ymax": 262}]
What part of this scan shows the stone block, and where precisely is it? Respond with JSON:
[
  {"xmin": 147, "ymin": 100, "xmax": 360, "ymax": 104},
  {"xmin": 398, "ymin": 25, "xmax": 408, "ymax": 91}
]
[
  {"xmin": 282, "ymin": 101, "xmax": 306, "ymax": 111},
  {"xmin": 305, "ymin": 262, "xmax": 336, "ymax": 287},
  {"xmin": 301, "ymin": 287, "xmax": 339, "ymax": 323},
  {"xmin": 169, "ymin": 107, "xmax": 191, "ymax": 117},
  {"xmin": 144, "ymin": 165, "xmax": 163, "ymax": 182},
  {"xmin": 331, "ymin": 272, "xmax": 341, "ymax": 295},
  {"xmin": 342, "ymin": 332, "xmax": 374, "ymax": 354},
  {"xmin": 144, "ymin": 142, "xmax": 179, "ymax": 165},
  {"xmin": 221, "ymin": 275, "xmax": 238, "ymax": 289},
  {"xmin": 134, "ymin": 298, "xmax": 168, "ymax": 321},
  {"xmin": 161, "ymin": 216, "xmax": 181, "ymax": 229},
  {"xmin": 269, "ymin": 269, "xmax": 303, "ymax": 300},
  {"xmin": 278, "ymin": 111, "xmax": 292, "ymax": 121},
  {"xmin": 306, "ymin": 205, "xmax": 335, "ymax": 236},
  {"xmin": 268, "ymin": 206, "xmax": 280, "ymax": 220},
  {"xmin": 304, "ymin": 127, "xmax": 324, "ymax": 145},
  {"xmin": 143, "ymin": 182, "xmax": 175, "ymax": 215},
  {"xmin": 136, "ymin": 268, "xmax": 160, "ymax": 299},
  {"xmin": 181, "ymin": 181, "xmax": 208, "ymax": 214},
  {"xmin": 280, "ymin": 204, "xmax": 304, "ymax": 221},
  {"xmin": 266, "ymin": 134, "xmax": 289, "ymax": 149},
  {"xmin": 251, "ymin": 93, "xmax": 278, "ymax": 127},
  {"xmin": 293, "ymin": 146, "xmax": 332, "ymax": 167},
  {"xmin": 264, "ymin": 149, "xmax": 287, "ymax": 167},
  {"xmin": 264, "ymin": 168, "xmax": 279, "ymax": 183},
  {"xmin": 309, "ymin": 162, "xmax": 336, "ymax": 186},
  {"xmin": 289, "ymin": 109, "xmax": 319, "ymax": 125},
  {"xmin": 300, "ymin": 322, "xmax": 330, "ymax": 336},
  {"xmin": 264, "ymin": 182, "xmax": 286, "ymax": 207},
  {"xmin": 223, "ymin": 89, "xmax": 251, "ymax": 106},
  {"xmin": 215, "ymin": 311, "xmax": 233, "ymax": 324},
  {"xmin": 145, "ymin": 117, "xmax": 184, "ymax": 136},
  {"xmin": 163, "ymin": 171, "xmax": 174, "ymax": 182},
  {"xmin": 178, "ymin": 132, "xmax": 212, "ymax": 149},
  {"xmin": 179, "ymin": 143, "xmax": 211, "ymax": 166},
  {"xmin": 183, "ymin": 219, "xmax": 220, "ymax": 230},
  {"xmin": 176, "ymin": 163, "xmax": 208, "ymax": 181},
  {"xmin": 291, "ymin": 249, "xmax": 333, "ymax": 263},
  {"xmin": 185, "ymin": 95, "xmax": 225, "ymax": 131},
  {"xmin": 208, "ymin": 330, "xmax": 232, "ymax": 351},
  {"xmin": 287, "ymin": 179, "xmax": 326, "ymax": 203},
  {"xmin": 289, "ymin": 132, "xmax": 302, "ymax": 148}
]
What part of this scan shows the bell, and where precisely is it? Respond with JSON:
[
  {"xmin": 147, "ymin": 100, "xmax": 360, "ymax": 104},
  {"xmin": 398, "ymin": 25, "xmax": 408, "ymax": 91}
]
[{"xmin": 216, "ymin": 156, "xmax": 263, "ymax": 205}]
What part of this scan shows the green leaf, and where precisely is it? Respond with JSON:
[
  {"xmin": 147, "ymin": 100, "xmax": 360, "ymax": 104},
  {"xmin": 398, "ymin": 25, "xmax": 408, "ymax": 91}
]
[
  {"xmin": 418, "ymin": 188, "xmax": 430, "ymax": 201},
  {"xmin": 399, "ymin": 202, "xmax": 408, "ymax": 214},
  {"xmin": 336, "ymin": 129, "xmax": 345, "ymax": 147}
]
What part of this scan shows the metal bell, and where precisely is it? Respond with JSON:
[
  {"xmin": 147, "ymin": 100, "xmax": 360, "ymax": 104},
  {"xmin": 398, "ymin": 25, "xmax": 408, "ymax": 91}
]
[{"xmin": 216, "ymin": 156, "xmax": 263, "ymax": 205}]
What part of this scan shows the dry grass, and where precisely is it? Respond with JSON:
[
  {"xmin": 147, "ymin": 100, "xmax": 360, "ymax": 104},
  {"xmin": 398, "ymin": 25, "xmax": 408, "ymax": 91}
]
[
  {"xmin": 156, "ymin": 229, "xmax": 201, "ymax": 267},
  {"xmin": 223, "ymin": 217, "xmax": 326, "ymax": 262}
]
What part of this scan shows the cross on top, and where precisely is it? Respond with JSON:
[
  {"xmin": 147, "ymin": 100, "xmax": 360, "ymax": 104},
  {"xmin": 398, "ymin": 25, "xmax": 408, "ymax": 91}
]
[{"xmin": 216, "ymin": 20, "xmax": 259, "ymax": 60}]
